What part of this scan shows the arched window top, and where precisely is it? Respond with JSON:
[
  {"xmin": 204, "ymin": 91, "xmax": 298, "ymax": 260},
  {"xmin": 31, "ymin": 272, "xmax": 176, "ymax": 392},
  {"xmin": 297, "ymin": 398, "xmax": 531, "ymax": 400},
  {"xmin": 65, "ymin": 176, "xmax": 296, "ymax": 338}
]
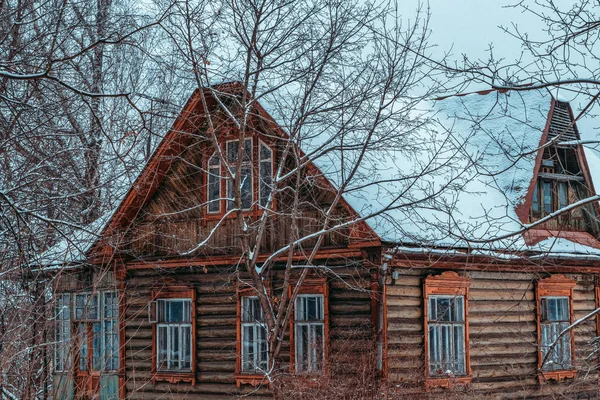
[{"xmin": 209, "ymin": 152, "xmax": 220, "ymax": 166}]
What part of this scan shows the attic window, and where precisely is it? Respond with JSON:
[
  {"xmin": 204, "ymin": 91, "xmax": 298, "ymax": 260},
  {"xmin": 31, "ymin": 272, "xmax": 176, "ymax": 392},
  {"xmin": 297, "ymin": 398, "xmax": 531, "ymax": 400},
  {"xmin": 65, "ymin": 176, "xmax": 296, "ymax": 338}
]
[
  {"xmin": 529, "ymin": 145, "xmax": 592, "ymax": 231},
  {"xmin": 259, "ymin": 141, "xmax": 273, "ymax": 208},
  {"xmin": 227, "ymin": 139, "xmax": 253, "ymax": 211},
  {"xmin": 207, "ymin": 153, "xmax": 221, "ymax": 214},
  {"xmin": 205, "ymin": 139, "xmax": 274, "ymax": 216}
]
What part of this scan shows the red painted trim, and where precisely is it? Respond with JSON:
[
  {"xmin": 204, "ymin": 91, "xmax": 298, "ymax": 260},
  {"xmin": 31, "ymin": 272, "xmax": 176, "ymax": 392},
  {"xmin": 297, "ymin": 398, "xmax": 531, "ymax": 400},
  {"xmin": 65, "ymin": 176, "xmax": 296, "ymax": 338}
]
[
  {"xmin": 423, "ymin": 272, "xmax": 472, "ymax": 389},
  {"xmin": 515, "ymin": 98, "xmax": 556, "ymax": 224},
  {"xmin": 150, "ymin": 286, "xmax": 197, "ymax": 385},
  {"xmin": 124, "ymin": 248, "xmax": 364, "ymax": 270},
  {"xmin": 536, "ymin": 275, "xmax": 577, "ymax": 383}
]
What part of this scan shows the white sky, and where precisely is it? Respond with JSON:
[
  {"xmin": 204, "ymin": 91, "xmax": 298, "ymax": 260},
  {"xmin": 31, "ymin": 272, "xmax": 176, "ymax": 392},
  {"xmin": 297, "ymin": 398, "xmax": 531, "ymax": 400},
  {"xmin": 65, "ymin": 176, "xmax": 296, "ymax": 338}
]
[{"xmin": 421, "ymin": 0, "xmax": 600, "ymax": 142}]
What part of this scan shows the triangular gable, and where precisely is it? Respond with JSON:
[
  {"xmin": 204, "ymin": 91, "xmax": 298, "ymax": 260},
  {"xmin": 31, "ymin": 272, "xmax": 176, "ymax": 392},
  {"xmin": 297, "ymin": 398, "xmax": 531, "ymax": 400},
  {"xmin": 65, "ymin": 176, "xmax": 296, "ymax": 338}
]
[
  {"xmin": 88, "ymin": 83, "xmax": 380, "ymax": 261},
  {"xmin": 518, "ymin": 98, "xmax": 600, "ymax": 246}
]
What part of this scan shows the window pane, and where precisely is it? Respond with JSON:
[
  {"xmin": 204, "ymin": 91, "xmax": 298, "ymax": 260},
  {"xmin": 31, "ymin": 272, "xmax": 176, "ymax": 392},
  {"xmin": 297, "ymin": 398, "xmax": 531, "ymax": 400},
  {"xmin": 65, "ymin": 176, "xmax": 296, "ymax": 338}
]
[
  {"xmin": 258, "ymin": 326, "xmax": 268, "ymax": 370},
  {"xmin": 227, "ymin": 141, "xmax": 239, "ymax": 162},
  {"xmin": 312, "ymin": 324, "xmax": 324, "ymax": 371},
  {"xmin": 182, "ymin": 326, "xmax": 191, "ymax": 369},
  {"xmin": 55, "ymin": 294, "xmax": 71, "ymax": 372},
  {"xmin": 79, "ymin": 325, "xmax": 88, "ymax": 371},
  {"xmin": 260, "ymin": 143, "xmax": 272, "ymax": 161},
  {"xmin": 208, "ymin": 166, "xmax": 220, "ymax": 212},
  {"xmin": 543, "ymin": 181, "xmax": 552, "ymax": 214},
  {"xmin": 558, "ymin": 182, "xmax": 568, "ymax": 209},
  {"xmin": 297, "ymin": 324, "xmax": 309, "ymax": 372},
  {"xmin": 75, "ymin": 294, "xmax": 86, "ymax": 320},
  {"xmin": 532, "ymin": 181, "xmax": 540, "ymax": 212},
  {"xmin": 209, "ymin": 154, "xmax": 219, "ymax": 166},
  {"xmin": 296, "ymin": 296, "xmax": 323, "ymax": 322},
  {"xmin": 242, "ymin": 325, "xmax": 255, "ymax": 371},
  {"xmin": 428, "ymin": 295, "xmax": 466, "ymax": 376},
  {"xmin": 104, "ymin": 292, "xmax": 118, "ymax": 319},
  {"xmin": 243, "ymin": 139, "xmax": 252, "ymax": 161},
  {"xmin": 92, "ymin": 322, "xmax": 102, "ymax": 370},
  {"xmin": 453, "ymin": 325, "xmax": 465, "ymax": 374},
  {"xmin": 157, "ymin": 326, "xmax": 168, "ymax": 370},
  {"xmin": 259, "ymin": 143, "xmax": 273, "ymax": 208},
  {"xmin": 227, "ymin": 175, "xmax": 235, "ymax": 210},
  {"xmin": 436, "ymin": 298, "xmax": 451, "ymax": 322},
  {"xmin": 241, "ymin": 166, "xmax": 252, "ymax": 209},
  {"xmin": 428, "ymin": 326, "xmax": 439, "ymax": 374}
]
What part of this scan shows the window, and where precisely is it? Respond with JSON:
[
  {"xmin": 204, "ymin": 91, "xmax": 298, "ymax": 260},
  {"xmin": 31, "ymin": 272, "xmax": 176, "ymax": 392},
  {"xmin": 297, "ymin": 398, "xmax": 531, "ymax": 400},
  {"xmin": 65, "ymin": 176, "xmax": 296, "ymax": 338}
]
[
  {"xmin": 227, "ymin": 139, "xmax": 252, "ymax": 210},
  {"xmin": 537, "ymin": 275, "xmax": 576, "ymax": 382},
  {"xmin": 55, "ymin": 293, "xmax": 71, "ymax": 372},
  {"xmin": 540, "ymin": 297, "xmax": 571, "ymax": 370},
  {"xmin": 207, "ymin": 153, "xmax": 221, "ymax": 213},
  {"xmin": 427, "ymin": 296, "xmax": 466, "ymax": 377},
  {"xmin": 150, "ymin": 287, "xmax": 196, "ymax": 384},
  {"xmin": 295, "ymin": 295, "xmax": 325, "ymax": 373},
  {"xmin": 532, "ymin": 179, "xmax": 570, "ymax": 216},
  {"xmin": 55, "ymin": 291, "xmax": 119, "ymax": 373},
  {"xmin": 259, "ymin": 141, "xmax": 273, "ymax": 208},
  {"xmin": 103, "ymin": 292, "xmax": 119, "ymax": 371},
  {"xmin": 423, "ymin": 272, "xmax": 471, "ymax": 388},
  {"xmin": 288, "ymin": 278, "xmax": 329, "ymax": 374},
  {"xmin": 206, "ymin": 138, "xmax": 274, "ymax": 215},
  {"xmin": 241, "ymin": 297, "xmax": 268, "ymax": 372},
  {"xmin": 156, "ymin": 299, "xmax": 192, "ymax": 371}
]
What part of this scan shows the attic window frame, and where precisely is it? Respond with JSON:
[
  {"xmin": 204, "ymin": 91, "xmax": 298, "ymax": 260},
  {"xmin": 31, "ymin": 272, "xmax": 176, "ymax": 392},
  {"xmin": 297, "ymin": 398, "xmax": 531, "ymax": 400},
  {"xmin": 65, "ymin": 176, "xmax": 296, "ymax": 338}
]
[
  {"xmin": 531, "ymin": 179, "xmax": 570, "ymax": 219},
  {"xmin": 536, "ymin": 275, "xmax": 577, "ymax": 383},
  {"xmin": 423, "ymin": 272, "xmax": 472, "ymax": 389},
  {"xmin": 207, "ymin": 152, "xmax": 221, "ymax": 214},
  {"xmin": 204, "ymin": 137, "xmax": 275, "ymax": 219}
]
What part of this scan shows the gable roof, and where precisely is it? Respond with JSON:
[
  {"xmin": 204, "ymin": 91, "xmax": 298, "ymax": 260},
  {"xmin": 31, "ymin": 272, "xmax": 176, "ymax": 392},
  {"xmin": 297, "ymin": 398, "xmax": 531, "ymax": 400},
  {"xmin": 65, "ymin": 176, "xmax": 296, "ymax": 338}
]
[{"xmin": 38, "ymin": 85, "xmax": 600, "ymax": 267}]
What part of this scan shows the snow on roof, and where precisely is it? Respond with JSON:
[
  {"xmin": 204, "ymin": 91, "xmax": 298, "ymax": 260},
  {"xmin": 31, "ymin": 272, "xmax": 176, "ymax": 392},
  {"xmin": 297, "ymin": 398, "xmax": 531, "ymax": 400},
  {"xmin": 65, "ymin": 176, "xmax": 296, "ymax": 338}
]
[
  {"xmin": 311, "ymin": 88, "xmax": 600, "ymax": 257},
  {"xmin": 40, "ymin": 87, "xmax": 600, "ymax": 267},
  {"xmin": 34, "ymin": 207, "xmax": 117, "ymax": 268}
]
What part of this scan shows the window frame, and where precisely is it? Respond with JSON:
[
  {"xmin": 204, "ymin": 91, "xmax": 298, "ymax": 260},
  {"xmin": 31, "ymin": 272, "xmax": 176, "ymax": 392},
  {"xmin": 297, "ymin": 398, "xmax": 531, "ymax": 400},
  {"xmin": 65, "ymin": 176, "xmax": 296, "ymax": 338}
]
[
  {"xmin": 54, "ymin": 291, "xmax": 119, "ymax": 374},
  {"xmin": 207, "ymin": 152, "xmax": 222, "ymax": 214},
  {"xmin": 423, "ymin": 272, "xmax": 471, "ymax": 389},
  {"xmin": 55, "ymin": 293, "xmax": 72, "ymax": 373},
  {"xmin": 258, "ymin": 139, "xmax": 274, "ymax": 209},
  {"xmin": 226, "ymin": 138, "xmax": 253, "ymax": 212},
  {"xmin": 288, "ymin": 277, "xmax": 329, "ymax": 375},
  {"xmin": 204, "ymin": 137, "xmax": 275, "ymax": 218},
  {"xmin": 531, "ymin": 178, "xmax": 571, "ymax": 219},
  {"xmin": 150, "ymin": 286, "xmax": 197, "ymax": 385},
  {"xmin": 235, "ymin": 285, "xmax": 270, "ymax": 387},
  {"xmin": 536, "ymin": 275, "xmax": 576, "ymax": 382}
]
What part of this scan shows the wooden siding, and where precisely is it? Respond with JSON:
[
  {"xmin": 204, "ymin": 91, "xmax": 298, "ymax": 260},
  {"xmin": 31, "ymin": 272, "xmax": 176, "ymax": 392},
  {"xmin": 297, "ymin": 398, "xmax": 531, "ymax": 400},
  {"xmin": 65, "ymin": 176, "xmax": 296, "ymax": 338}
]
[
  {"xmin": 123, "ymin": 262, "xmax": 374, "ymax": 399},
  {"xmin": 387, "ymin": 269, "xmax": 599, "ymax": 398}
]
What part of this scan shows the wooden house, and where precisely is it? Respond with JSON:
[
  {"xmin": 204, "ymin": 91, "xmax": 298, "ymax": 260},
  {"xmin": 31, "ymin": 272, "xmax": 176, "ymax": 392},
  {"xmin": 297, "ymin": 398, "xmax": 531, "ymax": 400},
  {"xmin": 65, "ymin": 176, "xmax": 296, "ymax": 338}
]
[{"xmin": 44, "ymin": 85, "xmax": 600, "ymax": 399}]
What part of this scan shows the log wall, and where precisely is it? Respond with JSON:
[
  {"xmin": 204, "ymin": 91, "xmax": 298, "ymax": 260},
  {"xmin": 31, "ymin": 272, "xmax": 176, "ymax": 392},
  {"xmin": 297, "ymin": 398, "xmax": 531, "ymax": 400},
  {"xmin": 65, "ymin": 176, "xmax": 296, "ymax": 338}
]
[
  {"xmin": 123, "ymin": 261, "xmax": 375, "ymax": 399},
  {"xmin": 387, "ymin": 268, "xmax": 599, "ymax": 398}
]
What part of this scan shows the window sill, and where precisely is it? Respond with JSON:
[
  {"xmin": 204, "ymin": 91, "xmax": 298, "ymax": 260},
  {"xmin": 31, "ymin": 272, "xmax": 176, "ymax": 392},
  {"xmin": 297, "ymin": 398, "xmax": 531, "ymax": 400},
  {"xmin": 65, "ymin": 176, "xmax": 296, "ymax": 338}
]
[
  {"xmin": 235, "ymin": 373, "xmax": 269, "ymax": 387},
  {"xmin": 153, "ymin": 372, "xmax": 195, "ymax": 385},
  {"xmin": 539, "ymin": 369, "xmax": 576, "ymax": 382},
  {"xmin": 426, "ymin": 375, "xmax": 472, "ymax": 390}
]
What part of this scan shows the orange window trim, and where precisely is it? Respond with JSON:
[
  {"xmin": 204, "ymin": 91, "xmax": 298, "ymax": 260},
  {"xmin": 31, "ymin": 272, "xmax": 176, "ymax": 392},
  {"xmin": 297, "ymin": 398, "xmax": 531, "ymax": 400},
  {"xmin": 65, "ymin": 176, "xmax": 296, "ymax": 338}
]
[
  {"xmin": 202, "ymin": 137, "xmax": 276, "ymax": 221},
  {"xmin": 536, "ymin": 274, "xmax": 577, "ymax": 382},
  {"xmin": 235, "ymin": 282, "xmax": 271, "ymax": 387},
  {"xmin": 423, "ymin": 271, "xmax": 472, "ymax": 389},
  {"xmin": 150, "ymin": 286, "xmax": 197, "ymax": 385},
  {"xmin": 288, "ymin": 277, "xmax": 329, "ymax": 374}
]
